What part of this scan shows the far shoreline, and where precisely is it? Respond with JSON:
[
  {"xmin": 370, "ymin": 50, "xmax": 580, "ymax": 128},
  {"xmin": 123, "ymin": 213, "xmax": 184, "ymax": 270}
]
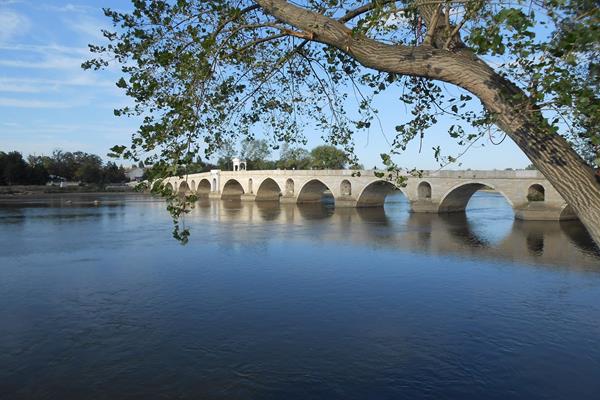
[
  {"xmin": 0, "ymin": 186, "xmax": 151, "ymax": 205},
  {"xmin": 0, "ymin": 185, "xmax": 139, "ymax": 195}
]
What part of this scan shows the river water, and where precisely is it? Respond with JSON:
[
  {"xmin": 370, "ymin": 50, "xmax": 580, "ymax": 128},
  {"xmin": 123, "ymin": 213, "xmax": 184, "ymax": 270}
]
[{"xmin": 1, "ymin": 192, "xmax": 599, "ymax": 400}]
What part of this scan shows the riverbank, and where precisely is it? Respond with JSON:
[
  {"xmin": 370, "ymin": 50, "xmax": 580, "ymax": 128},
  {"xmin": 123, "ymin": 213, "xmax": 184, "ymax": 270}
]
[
  {"xmin": 0, "ymin": 184, "xmax": 138, "ymax": 196},
  {"xmin": 0, "ymin": 191, "xmax": 151, "ymax": 208}
]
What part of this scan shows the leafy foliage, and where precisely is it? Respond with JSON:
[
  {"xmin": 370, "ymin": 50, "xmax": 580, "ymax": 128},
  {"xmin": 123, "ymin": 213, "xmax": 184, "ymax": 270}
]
[
  {"xmin": 0, "ymin": 150, "xmax": 128, "ymax": 186},
  {"xmin": 310, "ymin": 145, "xmax": 348, "ymax": 169},
  {"xmin": 84, "ymin": 0, "xmax": 600, "ymax": 241}
]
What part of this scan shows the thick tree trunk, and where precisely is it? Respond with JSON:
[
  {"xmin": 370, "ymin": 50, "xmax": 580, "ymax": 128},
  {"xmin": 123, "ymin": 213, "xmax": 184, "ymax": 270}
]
[
  {"xmin": 255, "ymin": 0, "xmax": 600, "ymax": 245},
  {"xmin": 475, "ymin": 70, "xmax": 600, "ymax": 244}
]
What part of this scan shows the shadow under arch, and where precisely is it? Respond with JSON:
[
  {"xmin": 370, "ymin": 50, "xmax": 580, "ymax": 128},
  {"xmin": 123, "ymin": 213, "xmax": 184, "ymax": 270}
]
[
  {"xmin": 559, "ymin": 204, "xmax": 578, "ymax": 221},
  {"xmin": 438, "ymin": 182, "xmax": 513, "ymax": 213},
  {"xmin": 297, "ymin": 203, "xmax": 335, "ymax": 220},
  {"xmin": 165, "ymin": 182, "xmax": 174, "ymax": 192},
  {"xmin": 222, "ymin": 179, "xmax": 244, "ymax": 199},
  {"xmin": 435, "ymin": 213, "xmax": 491, "ymax": 248},
  {"xmin": 559, "ymin": 219, "xmax": 600, "ymax": 255},
  {"xmin": 297, "ymin": 179, "xmax": 334, "ymax": 205},
  {"xmin": 500, "ymin": 219, "xmax": 598, "ymax": 260},
  {"xmin": 356, "ymin": 206, "xmax": 390, "ymax": 225},
  {"xmin": 255, "ymin": 201, "xmax": 282, "ymax": 221},
  {"xmin": 256, "ymin": 178, "xmax": 282, "ymax": 201},
  {"xmin": 356, "ymin": 180, "xmax": 402, "ymax": 207},
  {"xmin": 221, "ymin": 198, "xmax": 244, "ymax": 217},
  {"xmin": 178, "ymin": 181, "xmax": 191, "ymax": 194},
  {"xmin": 197, "ymin": 179, "xmax": 211, "ymax": 196}
]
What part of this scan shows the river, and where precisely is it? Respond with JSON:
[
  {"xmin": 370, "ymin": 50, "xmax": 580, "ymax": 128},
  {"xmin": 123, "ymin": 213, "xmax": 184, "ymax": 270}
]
[{"xmin": 1, "ymin": 192, "xmax": 599, "ymax": 399}]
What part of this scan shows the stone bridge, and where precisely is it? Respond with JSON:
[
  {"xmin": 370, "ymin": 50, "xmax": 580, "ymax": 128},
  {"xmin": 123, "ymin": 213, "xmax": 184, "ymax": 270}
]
[{"xmin": 162, "ymin": 169, "xmax": 576, "ymax": 221}]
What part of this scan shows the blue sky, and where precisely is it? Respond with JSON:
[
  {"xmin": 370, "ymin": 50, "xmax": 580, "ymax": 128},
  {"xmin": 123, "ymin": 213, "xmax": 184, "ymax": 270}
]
[{"xmin": 0, "ymin": 0, "xmax": 532, "ymax": 170}]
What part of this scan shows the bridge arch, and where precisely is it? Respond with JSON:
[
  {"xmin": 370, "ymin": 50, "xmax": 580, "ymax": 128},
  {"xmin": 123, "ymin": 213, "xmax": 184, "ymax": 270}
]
[
  {"xmin": 438, "ymin": 181, "xmax": 513, "ymax": 213},
  {"xmin": 164, "ymin": 182, "xmax": 174, "ymax": 192},
  {"xmin": 297, "ymin": 179, "xmax": 334, "ymax": 204},
  {"xmin": 248, "ymin": 178, "xmax": 253, "ymax": 194},
  {"xmin": 178, "ymin": 181, "xmax": 191, "ymax": 194},
  {"xmin": 256, "ymin": 178, "xmax": 282, "ymax": 201},
  {"xmin": 418, "ymin": 181, "xmax": 432, "ymax": 200},
  {"xmin": 356, "ymin": 180, "xmax": 400, "ymax": 207},
  {"xmin": 190, "ymin": 180, "xmax": 196, "ymax": 192},
  {"xmin": 197, "ymin": 179, "xmax": 211, "ymax": 196},
  {"xmin": 222, "ymin": 179, "xmax": 244, "ymax": 199},
  {"xmin": 560, "ymin": 204, "xmax": 577, "ymax": 220}
]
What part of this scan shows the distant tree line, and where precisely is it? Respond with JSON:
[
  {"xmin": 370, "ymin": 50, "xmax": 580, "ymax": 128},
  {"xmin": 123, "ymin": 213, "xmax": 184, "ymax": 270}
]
[
  {"xmin": 143, "ymin": 142, "xmax": 361, "ymax": 181},
  {"xmin": 216, "ymin": 141, "xmax": 360, "ymax": 171},
  {"xmin": 0, "ymin": 150, "xmax": 128, "ymax": 186}
]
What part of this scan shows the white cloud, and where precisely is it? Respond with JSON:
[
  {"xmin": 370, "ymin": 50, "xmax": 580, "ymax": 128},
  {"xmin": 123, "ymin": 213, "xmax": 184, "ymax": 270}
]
[
  {"xmin": 41, "ymin": 3, "xmax": 95, "ymax": 13},
  {"xmin": 1, "ymin": 122, "xmax": 132, "ymax": 135},
  {"xmin": 0, "ymin": 75, "xmax": 114, "ymax": 93},
  {"xmin": 0, "ymin": 54, "xmax": 84, "ymax": 69},
  {"xmin": 0, "ymin": 79, "xmax": 40, "ymax": 92},
  {"xmin": 0, "ymin": 42, "xmax": 109, "ymax": 73},
  {"xmin": 0, "ymin": 97, "xmax": 78, "ymax": 108},
  {"xmin": 65, "ymin": 14, "xmax": 109, "ymax": 41},
  {"xmin": 0, "ymin": 43, "xmax": 90, "ymax": 55},
  {"xmin": 1, "ymin": 121, "xmax": 20, "ymax": 127},
  {"xmin": 0, "ymin": 9, "xmax": 30, "ymax": 43}
]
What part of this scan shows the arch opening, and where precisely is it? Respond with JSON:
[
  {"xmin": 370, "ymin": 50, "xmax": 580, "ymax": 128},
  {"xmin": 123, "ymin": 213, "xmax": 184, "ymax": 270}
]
[
  {"xmin": 222, "ymin": 179, "xmax": 244, "ymax": 199},
  {"xmin": 560, "ymin": 205, "xmax": 578, "ymax": 220},
  {"xmin": 297, "ymin": 179, "xmax": 334, "ymax": 205},
  {"xmin": 165, "ymin": 182, "xmax": 174, "ymax": 193},
  {"xmin": 439, "ymin": 183, "xmax": 514, "ymax": 240},
  {"xmin": 256, "ymin": 178, "xmax": 282, "ymax": 201},
  {"xmin": 178, "ymin": 181, "xmax": 191, "ymax": 195},
  {"xmin": 190, "ymin": 180, "xmax": 196, "ymax": 192},
  {"xmin": 340, "ymin": 180, "xmax": 352, "ymax": 197},
  {"xmin": 439, "ymin": 183, "xmax": 505, "ymax": 213},
  {"xmin": 212, "ymin": 178, "xmax": 217, "ymax": 191},
  {"xmin": 356, "ymin": 181, "xmax": 399, "ymax": 207},
  {"xmin": 418, "ymin": 181, "xmax": 432, "ymax": 200},
  {"xmin": 197, "ymin": 179, "xmax": 211, "ymax": 196},
  {"xmin": 527, "ymin": 184, "xmax": 545, "ymax": 202},
  {"xmin": 285, "ymin": 179, "xmax": 295, "ymax": 196},
  {"xmin": 248, "ymin": 178, "xmax": 253, "ymax": 194}
]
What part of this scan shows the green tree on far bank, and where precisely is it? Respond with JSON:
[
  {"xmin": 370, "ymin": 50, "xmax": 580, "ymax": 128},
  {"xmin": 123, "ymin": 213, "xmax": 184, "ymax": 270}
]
[
  {"xmin": 0, "ymin": 150, "xmax": 129, "ymax": 186},
  {"xmin": 240, "ymin": 139, "xmax": 274, "ymax": 170},
  {"xmin": 277, "ymin": 144, "xmax": 312, "ymax": 170},
  {"xmin": 310, "ymin": 146, "xmax": 348, "ymax": 170}
]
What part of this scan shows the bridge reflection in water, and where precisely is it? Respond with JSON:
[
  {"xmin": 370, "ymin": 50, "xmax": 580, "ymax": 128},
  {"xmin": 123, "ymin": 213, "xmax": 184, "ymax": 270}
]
[{"xmin": 186, "ymin": 192, "xmax": 599, "ymax": 270}]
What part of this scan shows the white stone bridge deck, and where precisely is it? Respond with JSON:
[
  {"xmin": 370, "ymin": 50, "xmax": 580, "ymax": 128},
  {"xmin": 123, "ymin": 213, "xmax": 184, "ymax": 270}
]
[{"xmin": 163, "ymin": 169, "xmax": 576, "ymax": 221}]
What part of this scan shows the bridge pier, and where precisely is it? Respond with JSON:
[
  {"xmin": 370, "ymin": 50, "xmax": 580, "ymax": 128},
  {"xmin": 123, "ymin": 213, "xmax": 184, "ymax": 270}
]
[
  {"xmin": 241, "ymin": 193, "xmax": 256, "ymax": 202},
  {"xmin": 514, "ymin": 203, "xmax": 577, "ymax": 221},
  {"xmin": 280, "ymin": 195, "xmax": 298, "ymax": 204},
  {"xmin": 335, "ymin": 196, "xmax": 357, "ymax": 208},
  {"xmin": 410, "ymin": 200, "xmax": 440, "ymax": 213}
]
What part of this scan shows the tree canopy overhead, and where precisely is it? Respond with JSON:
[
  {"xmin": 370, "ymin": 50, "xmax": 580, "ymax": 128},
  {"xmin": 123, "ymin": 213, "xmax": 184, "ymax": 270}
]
[{"xmin": 85, "ymin": 0, "xmax": 600, "ymax": 243}]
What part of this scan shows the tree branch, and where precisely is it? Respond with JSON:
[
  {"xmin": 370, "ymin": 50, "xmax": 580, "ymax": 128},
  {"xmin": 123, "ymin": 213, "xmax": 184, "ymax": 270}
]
[{"xmin": 338, "ymin": 0, "xmax": 400, "ymax": 23}]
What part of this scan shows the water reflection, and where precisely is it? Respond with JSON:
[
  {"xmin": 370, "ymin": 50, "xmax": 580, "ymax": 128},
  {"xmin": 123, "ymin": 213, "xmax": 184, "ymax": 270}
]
[
  {"xmin": 2, "ymin": 193, "xmax": 597, "ymax": 269},
  {"xmin": 2, "ymin": 193, "xmax": 600, "ymax": 400},
  {"xmin": 187, "ymin": 194, "xmax": 600, "ymax": 269}
]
